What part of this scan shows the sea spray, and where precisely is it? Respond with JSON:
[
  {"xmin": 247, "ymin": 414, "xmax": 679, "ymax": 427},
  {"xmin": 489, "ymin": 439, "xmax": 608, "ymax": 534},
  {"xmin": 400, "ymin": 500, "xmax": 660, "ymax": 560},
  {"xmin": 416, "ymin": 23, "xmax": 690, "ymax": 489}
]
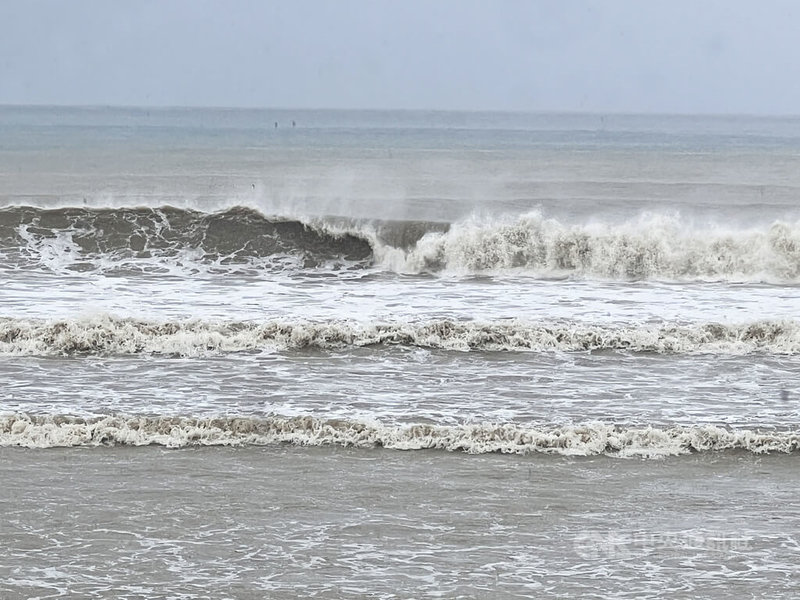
[{"xmin": 4, "ymin": 206, "xmax": 800, "ymax": 281}]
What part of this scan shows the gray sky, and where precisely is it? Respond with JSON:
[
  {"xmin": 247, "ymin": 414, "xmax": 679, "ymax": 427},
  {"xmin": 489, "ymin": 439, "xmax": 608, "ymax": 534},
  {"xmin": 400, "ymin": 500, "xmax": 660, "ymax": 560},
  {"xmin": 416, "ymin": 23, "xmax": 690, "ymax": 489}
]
[{"xmin": 2, "ymin": 0, "xmax": 799, "ymax": 114}]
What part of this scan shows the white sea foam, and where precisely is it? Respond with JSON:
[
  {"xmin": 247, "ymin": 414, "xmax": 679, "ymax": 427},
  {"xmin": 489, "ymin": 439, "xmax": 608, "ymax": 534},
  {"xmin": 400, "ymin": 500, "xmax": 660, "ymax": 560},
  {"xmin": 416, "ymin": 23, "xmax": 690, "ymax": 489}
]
[
  {"xmin": 0, "ymin": 315, "xmax": 798, "ymax": 356},
  {"xmin": 2, "ymin": 414, "xmax": 798, "ymax": 457},
  {"xmin": 5, "ymin": 206, "xmax": 800, "ymax": 281},
  {"xmin": 370, "ymin": 212, "xmax": 800, "ymax": 282}
]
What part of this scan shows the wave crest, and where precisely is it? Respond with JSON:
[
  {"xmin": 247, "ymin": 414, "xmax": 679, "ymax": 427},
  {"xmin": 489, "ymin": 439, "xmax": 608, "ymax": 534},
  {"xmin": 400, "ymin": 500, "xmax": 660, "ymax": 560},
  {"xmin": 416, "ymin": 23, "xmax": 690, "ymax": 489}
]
[
  {"xmin": 1, "ymin": 316, "xmax": 798, "ymax": 356},
  {"xmin": 2, "ymin": 414, "xmax": 798, "ymax": 457},
  {"xmin": 376, "ymin": 213, "xmax": 800, "ymax": 281},
  {"xmin": 0, "ymin": 206, "xmax": 374, "ymax": 273},
  {"xmin": 4, "ymin": 206, "xmax": 800, "ymax": 281}
]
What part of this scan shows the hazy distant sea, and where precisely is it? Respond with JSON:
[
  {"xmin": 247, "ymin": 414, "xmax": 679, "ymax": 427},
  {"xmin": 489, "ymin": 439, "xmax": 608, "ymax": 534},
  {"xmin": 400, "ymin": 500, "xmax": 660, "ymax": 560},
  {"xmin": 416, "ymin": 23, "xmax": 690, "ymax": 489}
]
[{"xmin": 2, "ymin": 106, "xmax": 800, "ymax": 598}]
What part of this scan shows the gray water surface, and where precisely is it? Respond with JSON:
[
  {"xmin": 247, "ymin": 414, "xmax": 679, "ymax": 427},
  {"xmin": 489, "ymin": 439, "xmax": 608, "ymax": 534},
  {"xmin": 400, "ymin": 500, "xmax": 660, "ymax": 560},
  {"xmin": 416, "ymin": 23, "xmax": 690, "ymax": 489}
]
[{"xmin": 2, "ymin": 446, "xmax": 798, "ymax": 599}]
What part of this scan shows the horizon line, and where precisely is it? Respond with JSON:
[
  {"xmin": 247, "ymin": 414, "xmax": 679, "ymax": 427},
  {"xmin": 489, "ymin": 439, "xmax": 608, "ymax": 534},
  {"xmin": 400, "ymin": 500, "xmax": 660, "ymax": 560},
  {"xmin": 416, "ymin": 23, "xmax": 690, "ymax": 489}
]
[{"xmin": 1, "ymin": 102, "xmax": 799, "ymax": 120}]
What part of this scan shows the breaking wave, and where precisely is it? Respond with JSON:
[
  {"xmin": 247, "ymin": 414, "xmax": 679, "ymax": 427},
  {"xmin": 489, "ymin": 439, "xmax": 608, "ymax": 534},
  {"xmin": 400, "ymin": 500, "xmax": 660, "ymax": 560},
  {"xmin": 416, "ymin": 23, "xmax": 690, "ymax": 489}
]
[
  {"xmin": 2, "ymin": 206, "xmax": 800, "ymax": 281},
  {"xmin": 0, "ymin": 205, "xmax": 376, "ymax": 274},
  {"xmin": 2, "ymin": 414, "xmax": 799, "ymax": 457},
  {"xmin": 377, "ymin": 212, "xmax": 800, "ymax": 282},
  {"xmin": 1, "ymin": 315, "xmax": 798, "ymax": 356}
]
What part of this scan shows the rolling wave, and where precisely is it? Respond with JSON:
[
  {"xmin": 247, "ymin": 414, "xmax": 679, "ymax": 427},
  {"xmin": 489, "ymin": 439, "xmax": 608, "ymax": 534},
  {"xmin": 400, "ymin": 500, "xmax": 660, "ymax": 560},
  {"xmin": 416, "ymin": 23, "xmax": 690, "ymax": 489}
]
[
  {"xmin": 2, "ymin": 414, "xmax": 798, "ymax": 457},
  {"xmin": 0, "ymin": 206, "xmax": 375, "ymax": 273},
  {"xmin": 1, "ymin": 315, "xmax": 798, "ymax": 356},
  {"xmin": 376, "ymin": 212, "xmax": 800, "ymax": 281},
  {"xmin": 2, "ymin": 205, "xmax": 800, "ymax": 281}
]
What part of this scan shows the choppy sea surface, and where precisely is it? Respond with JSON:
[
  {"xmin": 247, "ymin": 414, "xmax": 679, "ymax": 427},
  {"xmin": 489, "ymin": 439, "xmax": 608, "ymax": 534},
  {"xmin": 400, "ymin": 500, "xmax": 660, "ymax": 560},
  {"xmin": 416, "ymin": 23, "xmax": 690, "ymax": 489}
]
[{"xmin": 2, "ymin": 106, "xmax": 800, "ymax": 598}]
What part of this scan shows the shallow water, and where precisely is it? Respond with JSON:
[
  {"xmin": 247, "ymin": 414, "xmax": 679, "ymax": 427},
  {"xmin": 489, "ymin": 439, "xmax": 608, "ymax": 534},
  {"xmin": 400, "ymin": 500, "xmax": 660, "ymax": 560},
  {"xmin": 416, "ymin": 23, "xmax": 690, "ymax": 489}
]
[{"xmin": 2, "ymin": 446, "xmax": 799, "ymax": 599}]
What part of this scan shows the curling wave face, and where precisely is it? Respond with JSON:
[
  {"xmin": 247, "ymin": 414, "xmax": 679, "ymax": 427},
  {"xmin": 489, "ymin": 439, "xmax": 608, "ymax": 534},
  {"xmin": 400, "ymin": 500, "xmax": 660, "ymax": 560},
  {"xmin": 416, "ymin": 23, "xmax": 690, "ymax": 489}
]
[
  {"xmin": 0, "ymin": 206, "xmax": 374, "ymax": 274},
  {"xmin": 2, "ymin": 414, "xmax": 799, "ymax": 457},
  {"xmin": 3, "ymin": 205, "xmax": 800, "ymax": 281},
  {"xmin": 1, "ymin": 315, "xmax": 799, "ymax": 356}
]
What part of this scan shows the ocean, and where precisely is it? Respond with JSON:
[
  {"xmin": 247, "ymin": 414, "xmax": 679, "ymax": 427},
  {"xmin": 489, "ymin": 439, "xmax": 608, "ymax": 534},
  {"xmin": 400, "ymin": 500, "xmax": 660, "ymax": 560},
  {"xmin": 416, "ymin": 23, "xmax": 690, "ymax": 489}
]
[{"xmin": 1, "ymin": 106, "xmax": 799, "ymax": 598}]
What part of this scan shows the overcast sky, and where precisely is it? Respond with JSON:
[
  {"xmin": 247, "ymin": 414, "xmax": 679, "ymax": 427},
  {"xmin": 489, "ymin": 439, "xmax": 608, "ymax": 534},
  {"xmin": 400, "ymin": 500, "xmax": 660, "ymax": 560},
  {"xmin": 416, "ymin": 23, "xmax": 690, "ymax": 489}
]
[{"xmin": 2, "ymin": 0, "xmax": 799, "ymax": 114}]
